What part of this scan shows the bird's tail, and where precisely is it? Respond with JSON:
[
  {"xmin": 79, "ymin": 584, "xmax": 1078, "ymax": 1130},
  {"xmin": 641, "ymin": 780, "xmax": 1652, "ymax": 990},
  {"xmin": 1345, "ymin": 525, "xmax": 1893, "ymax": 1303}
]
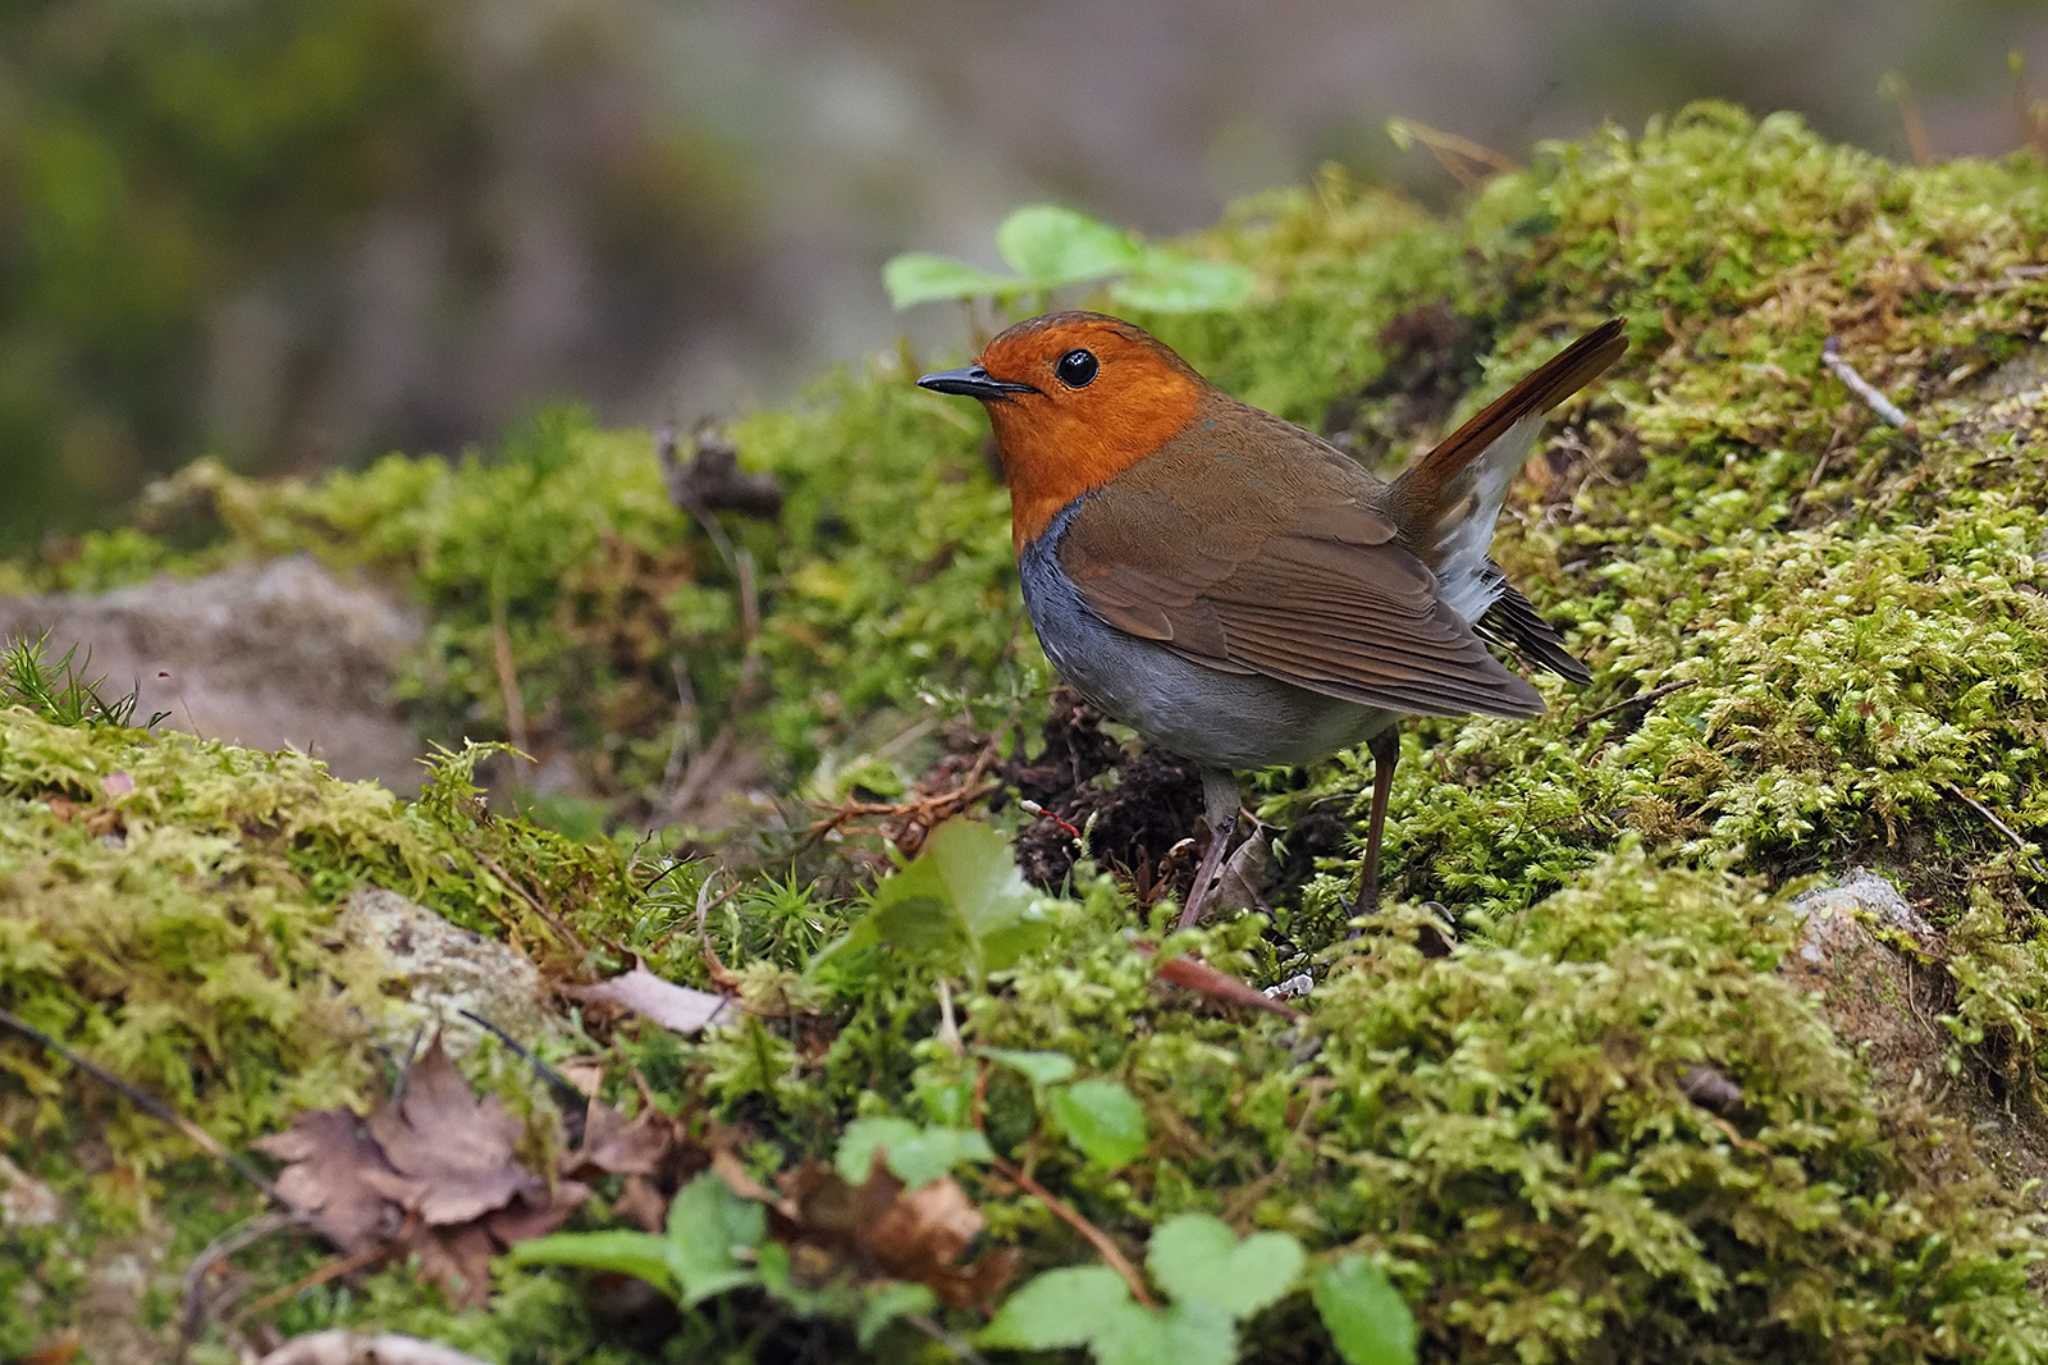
[{"xmin": 1388, "ymin": 319, "xmax": 1627, "ymax": 625}]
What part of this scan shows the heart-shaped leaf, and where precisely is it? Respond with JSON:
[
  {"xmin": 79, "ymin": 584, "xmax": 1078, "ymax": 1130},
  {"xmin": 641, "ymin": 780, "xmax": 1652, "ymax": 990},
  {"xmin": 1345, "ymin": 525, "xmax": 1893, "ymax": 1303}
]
[
  {"xmin": 1146, "ymin": 1213, "xmax": 1305, "ymax": 1320},
  {"xmin": 883, "ymin": 252, "xmax": 1015, "ymax": 309},
  {"xmin": 981, "ymin": 1264, "xmax": 1134, "ymax": 1350},
  {"xmin": 996, "ymin": 205, "xmax": 1141, "ymax": 286}
]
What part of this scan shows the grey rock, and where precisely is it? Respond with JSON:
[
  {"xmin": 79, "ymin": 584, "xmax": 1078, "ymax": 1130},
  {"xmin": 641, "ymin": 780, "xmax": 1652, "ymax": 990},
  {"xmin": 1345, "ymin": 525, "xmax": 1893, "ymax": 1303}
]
[
  {"xmin": 0, "ymin": 556, "xmax": 425, "ymax": 790},
  {"xmin": 337, "ymin": 888, "xmax": 551, "ymax": 1057},
  {"xmin": 1790, "ymin": 867, "xmax": 1936, "ymax": 966}
]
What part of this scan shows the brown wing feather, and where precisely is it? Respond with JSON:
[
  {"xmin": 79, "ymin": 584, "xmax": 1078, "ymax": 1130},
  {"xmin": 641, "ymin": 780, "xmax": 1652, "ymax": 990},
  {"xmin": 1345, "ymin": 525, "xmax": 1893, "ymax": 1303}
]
[{"xmin": 1056, "ymin": 407, "xmax": 1545, "ymax": 722}]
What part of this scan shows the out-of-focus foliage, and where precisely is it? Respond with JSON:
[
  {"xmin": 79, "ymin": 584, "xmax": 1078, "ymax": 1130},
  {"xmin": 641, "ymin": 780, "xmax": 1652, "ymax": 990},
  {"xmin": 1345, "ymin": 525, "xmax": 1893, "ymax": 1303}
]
[{"xmin": 0, "ymin": 0, "xmax": 759, "ymax": 543}]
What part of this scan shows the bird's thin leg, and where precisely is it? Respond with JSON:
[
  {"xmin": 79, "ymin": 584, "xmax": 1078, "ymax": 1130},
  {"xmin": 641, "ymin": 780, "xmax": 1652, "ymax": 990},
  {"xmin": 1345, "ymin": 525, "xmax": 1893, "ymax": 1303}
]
[
  {"xmin": 1351, "ymin": 727, "xmax": 1401, "ymax": 918},
  {"xmin": 1176, "ymin": 767, "xmax": 1242, "ymax": 930}
]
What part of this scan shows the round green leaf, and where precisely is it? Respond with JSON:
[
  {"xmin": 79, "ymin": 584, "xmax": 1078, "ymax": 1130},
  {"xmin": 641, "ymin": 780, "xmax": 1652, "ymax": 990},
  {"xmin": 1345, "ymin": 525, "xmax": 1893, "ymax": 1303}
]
[
  {"xmin": 1314, "ymin": 1255, "xmax": 1418, "ymax": 1365},
  {"xmin": 1049, "ymin": 1077, "xmax": 1149, "ymax": 1170},
  {"xmin": 883, "ymin": 252, "xmax": 1014, "ymax": 309},
  {"xmin": 995, "ymin": 205, "xmax": 1140, "ymax": 286},
  {"xmin": 981, "ymin": 1264, "xmax": 1133, "ymax": 1350},
  {"xmin": 1146, "ymin": 1213, "xmax": 1305, "ymax": 1320},
  {"xmin": 975, "ymin": 1046, "xmax": 1077, "ymax": 1086},
  {"xmin": 1110, "ymin": 253, "xmax": 1254, "ymax": 313}
]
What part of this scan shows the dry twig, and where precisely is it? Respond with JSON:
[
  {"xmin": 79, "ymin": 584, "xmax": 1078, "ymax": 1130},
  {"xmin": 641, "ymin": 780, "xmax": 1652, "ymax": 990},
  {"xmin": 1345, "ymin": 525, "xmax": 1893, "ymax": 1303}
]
[
  {"xmin": 1945, "ymin": 783, "xmax": 2048, "ymax": 878},
  {"xmin": 0, "ymin": 1007, "xmax": 285, "ymax": 1206},
  {"xmin": 1572, "ymin": 678, "xmax": 1700, "ymax": 734},
  {"xmin": 1821, "ymin": 337, "xmax": 1918, "ymax": 437}
]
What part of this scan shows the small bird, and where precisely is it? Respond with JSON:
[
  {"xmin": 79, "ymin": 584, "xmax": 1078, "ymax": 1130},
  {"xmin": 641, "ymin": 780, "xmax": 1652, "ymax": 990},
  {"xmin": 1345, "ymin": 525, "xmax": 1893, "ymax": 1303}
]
[{"xmin": 918, "ymin": 312, "xmax": 1625, "ymax": 928}]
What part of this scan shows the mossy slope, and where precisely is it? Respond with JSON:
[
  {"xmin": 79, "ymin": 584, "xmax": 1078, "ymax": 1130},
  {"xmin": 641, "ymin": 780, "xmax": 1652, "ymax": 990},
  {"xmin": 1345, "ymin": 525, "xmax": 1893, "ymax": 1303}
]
[{"xmin": 5, "ymin": 104, "xmax": 2048, "ymax": 1362}]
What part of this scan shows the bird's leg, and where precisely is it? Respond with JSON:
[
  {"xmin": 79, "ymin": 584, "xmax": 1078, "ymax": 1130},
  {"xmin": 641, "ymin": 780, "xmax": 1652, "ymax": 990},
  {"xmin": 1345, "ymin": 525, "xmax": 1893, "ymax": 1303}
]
[
  {"xmin": 1351, "ymin": 727, "xmax": 1401, "ymax": 918},
  {"xmin": 1175, "ymin": 767, "xmax": 1242, "ymax": 930}
]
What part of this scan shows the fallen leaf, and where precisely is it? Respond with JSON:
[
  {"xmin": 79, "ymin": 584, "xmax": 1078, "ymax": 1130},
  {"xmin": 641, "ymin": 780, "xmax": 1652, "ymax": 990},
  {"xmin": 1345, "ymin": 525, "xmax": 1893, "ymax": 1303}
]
[
  {"xmin": 364, "ymin": 1039, "xmax": 539, "ymax": 1225},
  {"xmin": 253, "ymin": 1109, "xmax": 405, "ymax": 1252},
  {"xmin": 769, "ymin": 1156, "xmax": 1019, "ymax": 1311},
  {"xmin": 257, "ymin": 1036, "xmax": 597, "ymax": 1309},
  {"xmin": 566, "ymin": 964, "xmax": 733, "ymax": 1035},
  {"xmin": 564, "ymin": 1099, "xmax": 676, "ymax": 1180}
]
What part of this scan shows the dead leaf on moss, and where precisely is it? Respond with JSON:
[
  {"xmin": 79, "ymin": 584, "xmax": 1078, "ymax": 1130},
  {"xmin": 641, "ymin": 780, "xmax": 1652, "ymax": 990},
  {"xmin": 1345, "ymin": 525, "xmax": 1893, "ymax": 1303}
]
[
  {"xmin": 254, "ymin": 1036, "xmax": 589, "ymax": 1307},
  {"xmin": 767, "ymin": 1156, "xmax": 1019, "ymax": 1311},
  {"xmin": 565, "ymin": 963, "xmax": 733, "ymax": 1035},
  {"xmin": 254, "ymin": 1109, "xmax": 405, "ymax": 1252}
]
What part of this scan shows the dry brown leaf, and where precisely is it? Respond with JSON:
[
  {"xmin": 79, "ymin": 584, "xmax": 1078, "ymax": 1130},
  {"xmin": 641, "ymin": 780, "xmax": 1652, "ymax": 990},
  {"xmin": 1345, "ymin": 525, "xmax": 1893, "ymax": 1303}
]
[
  {"xmin": 565, "ymin": 964, "xmax": 733, "ymax": 1035},
  {"xmin": 363, "ymin": 1039, "xmax": 540, "ymax": 1226},
  {"xmin": 256, "ymin": 1036, "xmax": 596, "ymax": 1309},
  {"xmin": 564, "ymin": 1099, "xmax": 675, "ymax": 1180},
  {"xmin": 252, "ymin": 1109, "xmax": 405, "ymax": 1252},
  {"xmin": 768, "ymin": 1156, "xmax": 1019, "ymax": 1312}
]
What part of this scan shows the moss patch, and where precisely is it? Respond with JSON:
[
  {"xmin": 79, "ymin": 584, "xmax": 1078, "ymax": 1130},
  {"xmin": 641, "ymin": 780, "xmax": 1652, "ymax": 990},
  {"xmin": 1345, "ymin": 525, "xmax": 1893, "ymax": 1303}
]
[{"xmin": 5, "ymin": 105, "xmax": 2048, "ymax": 1361}]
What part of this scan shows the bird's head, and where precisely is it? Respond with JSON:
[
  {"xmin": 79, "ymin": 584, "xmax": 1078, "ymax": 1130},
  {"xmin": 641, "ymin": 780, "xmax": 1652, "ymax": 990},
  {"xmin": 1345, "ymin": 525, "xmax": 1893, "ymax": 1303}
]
[{"xmin": 917, "ymin": 311, "xmax": 1207, "ymax": 551}]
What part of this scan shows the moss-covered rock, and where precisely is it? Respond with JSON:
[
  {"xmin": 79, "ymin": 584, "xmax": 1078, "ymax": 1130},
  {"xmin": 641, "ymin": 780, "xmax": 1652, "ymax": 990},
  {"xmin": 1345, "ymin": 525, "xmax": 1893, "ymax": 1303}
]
[{"xmin": 4, "ymin": 105, "xmax": 2048, "ymax": 1362}]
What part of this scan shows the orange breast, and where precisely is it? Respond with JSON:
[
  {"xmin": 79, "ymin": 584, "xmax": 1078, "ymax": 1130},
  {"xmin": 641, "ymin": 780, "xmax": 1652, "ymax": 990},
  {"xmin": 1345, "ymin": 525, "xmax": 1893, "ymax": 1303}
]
[{"xmin": 990, "ymin": 374, "xmax": 1202, "ymax": 552}]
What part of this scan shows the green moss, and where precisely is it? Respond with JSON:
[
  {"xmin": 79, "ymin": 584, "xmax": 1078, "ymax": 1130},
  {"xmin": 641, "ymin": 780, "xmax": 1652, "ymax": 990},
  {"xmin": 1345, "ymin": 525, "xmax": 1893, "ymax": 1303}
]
[{"xmin": 6, "ymin": 106, "xmax": 2048, "ymax": 1360}]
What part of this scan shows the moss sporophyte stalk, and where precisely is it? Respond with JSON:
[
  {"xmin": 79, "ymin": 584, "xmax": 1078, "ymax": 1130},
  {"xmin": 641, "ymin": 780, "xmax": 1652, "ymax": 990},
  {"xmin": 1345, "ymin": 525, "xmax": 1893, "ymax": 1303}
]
[{"xmin": 4, "ymin": 105, "xmax": 2048, "ymax": 1361}]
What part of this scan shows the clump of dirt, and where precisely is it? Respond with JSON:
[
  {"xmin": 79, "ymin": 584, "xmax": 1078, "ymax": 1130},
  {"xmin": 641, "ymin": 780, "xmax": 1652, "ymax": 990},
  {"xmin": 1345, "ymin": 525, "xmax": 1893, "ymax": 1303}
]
[
  {"xmin": 995, "ymin": 688, "xmax": 1205, "ymax": 898},
  {"xmin": 1323, "ymin": 304, "xmax": 1488, "ymax": 464}
]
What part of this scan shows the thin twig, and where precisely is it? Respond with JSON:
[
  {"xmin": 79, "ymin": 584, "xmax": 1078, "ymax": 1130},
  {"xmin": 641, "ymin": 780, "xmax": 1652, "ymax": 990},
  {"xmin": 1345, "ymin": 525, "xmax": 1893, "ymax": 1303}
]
[
  {"xmin": 1388, "ymin": 117, "xmax": 1519, "ymax": 188},
  {"xmin": 473, "ymin": 851, "xmax": 585, "ymax": 956},
  {"xmin": 0, "ymin": 1007, "xmax": 285, "ymax": 1207},
  {"xmin": 177, "ymin": 1211, "xmax": 306, "ymax": 1363},
  {"xmin": 988, "ymin": 1154, "xmax": 1156, "ymax": 1309},
  {"xmin": 456, "ymin": 1009, "xmax": 588, "ymax": 1128},
  {"xmin": 487, "ymin": 583, "xmax": 529, "ymax": 754},
  {"xmin": 1821, "ymin": 337, "xmax": 1919, "ymax": 437},
  {"xmin": 231, "ymin": 1239, "xmax": 397, "ymax": 1329},
  {"xmin": 1944, "ymin": 783, "xmax": 2048, "ymax": 878},
  {"xmin": 904, "ymin": 1312, "xmax": 991, "ymax": 1365},
  {"xmin": 1571, "ymin": 678, "xmax": 1699, "ymax": 733}
]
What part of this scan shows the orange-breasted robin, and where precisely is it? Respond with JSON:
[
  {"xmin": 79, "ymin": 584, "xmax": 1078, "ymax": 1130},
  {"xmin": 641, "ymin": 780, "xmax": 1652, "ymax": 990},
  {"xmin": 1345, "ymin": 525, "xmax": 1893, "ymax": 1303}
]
[{"xmin": 917, "ymin": 312, "xmax": 1625, "ymax": 927}]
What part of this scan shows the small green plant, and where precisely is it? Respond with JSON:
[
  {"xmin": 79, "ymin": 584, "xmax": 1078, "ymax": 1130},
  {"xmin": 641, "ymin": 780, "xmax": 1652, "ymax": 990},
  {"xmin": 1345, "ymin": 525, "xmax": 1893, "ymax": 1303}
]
[
  {"xmin": 979, "ymin": 1048, "xmax": 1150, "ymax": 1170},
  {"xmin": 507, "ymin": 1173, "xmax": 937, "ymax": 1348},
  {"xmin": 0, "ymin": 633, "xmax": 167, "ymax": 729},
  {"xmin": 811, "ymin": 819, "xmax": 1057, "ymax": 984},
  {"xmin": 884, "ymin": 204, "xmax": 1253, "ymax": 314},
  {"xmin": 981, "ymin": 1214, "xmax": 1417, "ymax": 1365}
]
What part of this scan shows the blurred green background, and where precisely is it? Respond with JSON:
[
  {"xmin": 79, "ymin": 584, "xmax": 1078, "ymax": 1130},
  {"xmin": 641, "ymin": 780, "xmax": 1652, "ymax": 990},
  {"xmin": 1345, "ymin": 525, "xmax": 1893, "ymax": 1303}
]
[{"xmin": 4, "ymin": 0, "xmax": 2043, "ymax": 546}]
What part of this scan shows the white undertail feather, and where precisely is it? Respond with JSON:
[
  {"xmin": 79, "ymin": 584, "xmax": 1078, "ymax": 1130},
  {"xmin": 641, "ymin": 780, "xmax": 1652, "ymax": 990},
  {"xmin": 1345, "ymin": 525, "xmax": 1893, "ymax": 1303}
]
[{"xmin": 1429, "ymin": 412, "xmax": 1542, "ymax": 623}]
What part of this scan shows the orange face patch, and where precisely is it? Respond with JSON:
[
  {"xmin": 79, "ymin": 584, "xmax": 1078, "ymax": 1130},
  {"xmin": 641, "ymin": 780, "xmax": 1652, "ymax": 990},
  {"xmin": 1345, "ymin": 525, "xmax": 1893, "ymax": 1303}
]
[{"xmin": 972, "ymin": 313, "xmax": 1205, "ymax": 551}]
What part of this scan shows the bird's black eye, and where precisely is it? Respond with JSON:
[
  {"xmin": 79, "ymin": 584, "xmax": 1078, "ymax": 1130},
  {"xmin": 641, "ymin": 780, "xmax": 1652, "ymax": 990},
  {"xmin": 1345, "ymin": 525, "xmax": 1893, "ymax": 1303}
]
[{"xmin": 1055, "ymin": 348, "xmax": 1098, "ymax": 389}]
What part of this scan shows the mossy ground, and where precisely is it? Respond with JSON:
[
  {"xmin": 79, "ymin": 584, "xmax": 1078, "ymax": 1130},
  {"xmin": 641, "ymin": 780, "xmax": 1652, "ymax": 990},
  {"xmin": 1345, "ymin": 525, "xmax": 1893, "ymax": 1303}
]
[{"xmin": 5, "ymin": 105, "xmax": 2048, "ymax": 1361}]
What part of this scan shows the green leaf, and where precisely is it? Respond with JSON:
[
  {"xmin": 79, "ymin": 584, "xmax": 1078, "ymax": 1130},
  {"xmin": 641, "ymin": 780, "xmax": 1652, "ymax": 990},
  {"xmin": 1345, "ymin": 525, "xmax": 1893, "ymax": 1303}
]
[
  {"xmin": 975, "ymin": 1046, "xmax": 1077, "ymax": 1087},
  {"xmin": 502, "ymin": 1229, "xmax": 677, "ymax": 1299},
  {"xmin": 665, "ymin": 1171, "xmax": 767, "ymax": 1305},
  {"xmin": 837, "ymin": 1116, "xmax": 993, "ymax": 1187},
  {"xmin": 829, "ymin": 819, "xmax": 1052, "ymax": 980},
  {"xmin": 856, "ymin": 1280, "xmax": 940, "ymax": 1348},
  {"xmin": 1095, "ymin": 1301, "xmax": 1237, "ymax": 1365},
  {"xmin": 882, "ymin": 252, "xmax": 1015, "ymax": 309},
  {"xmin": 981, "ymin": 1264, "xmax": 1133, "ymax": 1350},
  {"xmin": 1146, "ymin": 1213, "xmax": 1305, "ymax": 1320},
  {"xmin": 1109, "ymin": 254, "xmax": 1254, "ymax": 313},
  {"xmin": 1314, "ymin": 1255, "xmax": 1418, "ymax": 1365},
  {"xmin": 1049, "ymin": 1077, "xmax": 1150, "ymax": 1170},
  {"xmin": 995, "ymin": 205, "xmax": 1140, "ymax": 286}
]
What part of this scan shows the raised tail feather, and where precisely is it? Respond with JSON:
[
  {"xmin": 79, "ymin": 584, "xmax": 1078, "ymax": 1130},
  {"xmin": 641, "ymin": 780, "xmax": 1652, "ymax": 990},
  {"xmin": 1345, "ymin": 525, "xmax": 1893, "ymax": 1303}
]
[{"xmin": 1389, "ymin": 318, "xmax": 1626, "ymax": 668}]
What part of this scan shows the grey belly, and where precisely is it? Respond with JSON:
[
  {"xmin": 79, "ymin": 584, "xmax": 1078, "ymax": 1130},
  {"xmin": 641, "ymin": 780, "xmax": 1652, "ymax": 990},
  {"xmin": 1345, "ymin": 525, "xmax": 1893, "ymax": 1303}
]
[{"xmin": 1020, "ymin": 529, "xmax": 1391, "ymax": 771}]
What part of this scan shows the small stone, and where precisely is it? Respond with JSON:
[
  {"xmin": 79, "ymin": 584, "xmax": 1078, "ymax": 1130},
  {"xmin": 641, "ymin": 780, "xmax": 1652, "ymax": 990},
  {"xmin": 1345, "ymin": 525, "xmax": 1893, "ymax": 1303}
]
[
  {"xmin": 337, "ymin": 888, "xmax": 551, "ymax": 1058},
  {"xmin": 0, "ymin": 1154, "xmax": 62, "ymax": 1229}
]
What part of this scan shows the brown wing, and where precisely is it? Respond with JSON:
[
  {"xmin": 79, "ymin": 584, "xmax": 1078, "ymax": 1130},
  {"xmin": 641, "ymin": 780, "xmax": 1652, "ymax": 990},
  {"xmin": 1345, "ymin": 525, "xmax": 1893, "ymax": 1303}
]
[{"xmin": 1057, "ymin": 406, "xmax": 1544, "ymax": 720}]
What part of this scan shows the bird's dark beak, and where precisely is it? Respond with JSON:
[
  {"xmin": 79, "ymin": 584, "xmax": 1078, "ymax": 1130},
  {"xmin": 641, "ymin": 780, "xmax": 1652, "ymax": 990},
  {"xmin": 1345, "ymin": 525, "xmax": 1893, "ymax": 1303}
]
[{"xmin": 915, "ymin": 365, "xmax": 1038, "ymax": 400}]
